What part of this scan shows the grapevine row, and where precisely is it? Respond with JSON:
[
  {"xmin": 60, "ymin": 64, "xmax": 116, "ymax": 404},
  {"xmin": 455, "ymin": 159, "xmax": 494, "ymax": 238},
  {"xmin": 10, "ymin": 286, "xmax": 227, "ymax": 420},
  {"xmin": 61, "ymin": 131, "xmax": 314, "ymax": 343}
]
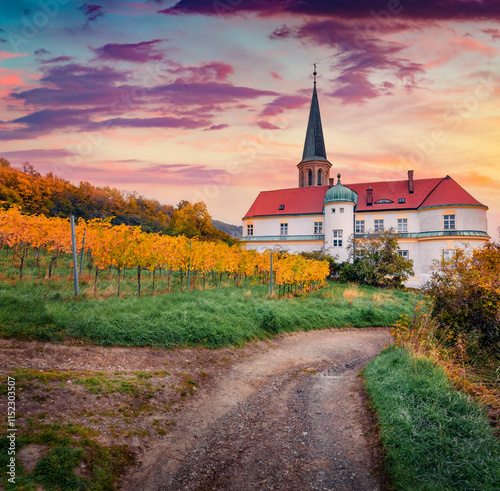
[{"xmin": 0, "ymin": 207, "xmax": 329, "ymax": 296}]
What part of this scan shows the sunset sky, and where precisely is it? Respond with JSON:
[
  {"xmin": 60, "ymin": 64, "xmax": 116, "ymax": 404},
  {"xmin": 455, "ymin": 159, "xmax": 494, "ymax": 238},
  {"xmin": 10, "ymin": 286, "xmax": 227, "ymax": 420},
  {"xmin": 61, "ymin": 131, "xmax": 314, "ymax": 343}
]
[{"xmin": 1, "ymin": 1, "xmax": 499, "ymax": 236}]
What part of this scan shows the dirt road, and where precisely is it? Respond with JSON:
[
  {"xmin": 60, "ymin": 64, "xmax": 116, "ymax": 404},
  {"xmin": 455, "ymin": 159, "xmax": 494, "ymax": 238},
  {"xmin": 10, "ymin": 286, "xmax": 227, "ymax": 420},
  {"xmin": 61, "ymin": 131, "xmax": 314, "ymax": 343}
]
[{"xmin": 122, "ymin": 328, "xmax": 392, "ymax": 490}]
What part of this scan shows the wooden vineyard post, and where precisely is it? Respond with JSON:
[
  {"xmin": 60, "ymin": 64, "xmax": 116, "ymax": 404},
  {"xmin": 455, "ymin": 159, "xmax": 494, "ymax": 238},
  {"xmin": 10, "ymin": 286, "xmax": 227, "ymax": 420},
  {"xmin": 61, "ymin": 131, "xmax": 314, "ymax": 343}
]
[
  {"xmin": 70, "ymin": 215, "xmax": 79, "ymax": 296},
  {"xmin": 79, "ymin": 228, "xmax": 86, "ymax": 276}
]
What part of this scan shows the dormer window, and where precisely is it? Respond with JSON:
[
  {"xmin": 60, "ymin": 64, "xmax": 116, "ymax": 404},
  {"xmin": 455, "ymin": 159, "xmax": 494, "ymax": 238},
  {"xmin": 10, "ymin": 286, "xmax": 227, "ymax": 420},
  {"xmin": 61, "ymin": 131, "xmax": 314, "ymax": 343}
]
[
  {"xmin": 398, "ymin": 198, "xmax": 405, "ymax": 204},
  {"xmin": 375, "ymin": 199, "xmax": 393, "ymax": 204},
  {"xmin": 279, "ymin": 204, "xmax": 285, "ymax": 210}
]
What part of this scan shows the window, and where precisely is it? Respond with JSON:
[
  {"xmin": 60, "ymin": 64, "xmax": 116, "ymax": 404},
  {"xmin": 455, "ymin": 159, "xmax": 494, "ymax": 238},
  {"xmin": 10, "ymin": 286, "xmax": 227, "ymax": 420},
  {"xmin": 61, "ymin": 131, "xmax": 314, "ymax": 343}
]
[
  {"xmin": 280, "ymin": 223, "xmax": 288, "ymax": 235},
  {"xmin": 375, "ymin": 199, "xmax": 393, "ymax": 204},
  {"xmin": 443, "ymin": 249, "xmax": 455, "ymax": 261},
  {"xmin": 331, "ymin": 208, "xmax": 336, "ymax": 213},
  {"xmin": 308, "ymin": 170, "xmax": 312, "ymax": 186},
  {"xmin": 398, "ymin": 250, "xmax": 409, "ymax": 260},
  {"xmin": 314, "ymin": 221, "xmax": 323, "ymax": 234},
  {"xmin": 355, "ymin": 220, "xmax": 365, "ymax": 233},
  {"xmin": 332, "ymin": 230, "xmax": 343, "ymax": 247},
  {"xmin": 339, "ymin": 208, "xmax": 344, "ymax": 213},
  {"xmin": 398, "ymin": 198, "xmax": 405, "ymax": 204},
  {"xmin": 247, "ymin": 224, "xmax": 253, "ymax": 236},
  {"xmin": 279, "ymin": 204, "xmax": 285, "ymax": 210},
  {"xmin": 444, "ymin": 214, "xmax": 456, "ymax": 230},
  {"xmin": 397, "ymin": 218, "xmax": 408, "ymax": 232},
  {"xmin": 374, "ymin": 219, "xmax": 384, "ymax": 232},
  {"xmin": 317, "ymin": 169, "xmax": 322, "ymax": 186}
]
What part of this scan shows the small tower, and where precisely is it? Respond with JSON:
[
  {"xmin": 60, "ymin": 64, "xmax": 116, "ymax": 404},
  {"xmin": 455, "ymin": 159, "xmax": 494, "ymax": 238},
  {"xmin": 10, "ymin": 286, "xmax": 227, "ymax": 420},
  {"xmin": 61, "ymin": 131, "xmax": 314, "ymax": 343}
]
[
  {"xmin": 297, "ymin": 64, "xmax": 332, "ymax": 187},
  {"xmin": 324, "ymin": 174, "xmax": 357, "ymax": 262}
]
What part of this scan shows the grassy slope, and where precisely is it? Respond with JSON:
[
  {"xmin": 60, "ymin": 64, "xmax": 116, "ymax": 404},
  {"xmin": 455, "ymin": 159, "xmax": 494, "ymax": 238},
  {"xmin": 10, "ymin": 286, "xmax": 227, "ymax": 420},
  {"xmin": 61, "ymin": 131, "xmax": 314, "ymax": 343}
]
[
  {"xmin": 363, "ymin": 346, "xmax": 500, "ymax": 490},
  {"xmin": 0, "ymin": 280, "xmax": 416, "ymax": 348}
]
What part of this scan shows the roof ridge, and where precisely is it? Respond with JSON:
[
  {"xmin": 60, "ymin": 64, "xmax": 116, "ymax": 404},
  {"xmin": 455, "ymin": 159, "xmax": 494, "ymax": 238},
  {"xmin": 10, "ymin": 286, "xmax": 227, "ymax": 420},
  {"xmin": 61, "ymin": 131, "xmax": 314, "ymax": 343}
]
[{"xmin": 415, "ymin": 176, "xmax": 445, "ymax": 208}]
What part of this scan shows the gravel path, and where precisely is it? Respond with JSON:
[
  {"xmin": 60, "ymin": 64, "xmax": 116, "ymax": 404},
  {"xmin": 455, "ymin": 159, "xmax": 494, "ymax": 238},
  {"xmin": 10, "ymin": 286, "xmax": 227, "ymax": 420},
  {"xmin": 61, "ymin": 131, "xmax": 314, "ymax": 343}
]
[{"xmin": 122, "ymin": 328, "xmax": 392, "ymax": 491}]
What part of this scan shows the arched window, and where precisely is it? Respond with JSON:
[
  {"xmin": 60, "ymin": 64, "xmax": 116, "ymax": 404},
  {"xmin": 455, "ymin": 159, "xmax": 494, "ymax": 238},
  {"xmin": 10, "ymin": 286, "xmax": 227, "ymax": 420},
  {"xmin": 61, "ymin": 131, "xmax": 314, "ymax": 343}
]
[
  {"xmin": 299, "ymin": 171, "xmax": 304, "ymax": 188},
  {"xmin": 308, "ymin": 169, "xmax": 312, "ymax": 186},
  {"xmin": 317, "ymin": 169, "xmax": 322, "ymax": 186}
]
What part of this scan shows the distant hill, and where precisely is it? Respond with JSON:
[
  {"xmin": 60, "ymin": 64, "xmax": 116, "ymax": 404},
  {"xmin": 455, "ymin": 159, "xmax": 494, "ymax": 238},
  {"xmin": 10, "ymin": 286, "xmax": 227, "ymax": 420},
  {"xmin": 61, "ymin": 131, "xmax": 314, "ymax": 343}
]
[{"xmin": 212, "ymin": 219, "xmax": 242, "ymax": 239}]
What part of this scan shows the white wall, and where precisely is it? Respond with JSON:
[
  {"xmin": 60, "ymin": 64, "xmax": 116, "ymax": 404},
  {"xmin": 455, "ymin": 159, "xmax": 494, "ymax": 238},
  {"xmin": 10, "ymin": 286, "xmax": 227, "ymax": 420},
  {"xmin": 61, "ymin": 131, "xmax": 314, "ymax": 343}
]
[
  {"xmin": 243, "ymin": 214, "xmax": 324, "ymax": 237},
  {"xmin": 324, "ymin": 202, "xmax": 354, "ymax": 262},
  {"xmin": 354, "ymin": 211, "xmax": 418, "ymax": 233},
  {"xmin": 418, "ymin": 207, "xmax": 487, "ymax": 232}
]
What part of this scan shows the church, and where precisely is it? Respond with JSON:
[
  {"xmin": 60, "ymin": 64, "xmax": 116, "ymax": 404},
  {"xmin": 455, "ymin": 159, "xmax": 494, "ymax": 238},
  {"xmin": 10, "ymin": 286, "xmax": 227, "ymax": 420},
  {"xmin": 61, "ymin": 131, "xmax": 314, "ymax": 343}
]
[{"xmin": 242, "ymin": 70, "xmax": 490, "ymax": 287}]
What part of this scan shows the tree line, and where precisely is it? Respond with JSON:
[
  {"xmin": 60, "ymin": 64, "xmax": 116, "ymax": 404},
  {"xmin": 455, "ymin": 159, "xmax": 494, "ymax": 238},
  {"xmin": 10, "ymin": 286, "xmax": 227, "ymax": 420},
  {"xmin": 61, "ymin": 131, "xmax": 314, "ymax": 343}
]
[{"xmin": 0, "ymin": 158, "xmax": 233, "ymax": 243}]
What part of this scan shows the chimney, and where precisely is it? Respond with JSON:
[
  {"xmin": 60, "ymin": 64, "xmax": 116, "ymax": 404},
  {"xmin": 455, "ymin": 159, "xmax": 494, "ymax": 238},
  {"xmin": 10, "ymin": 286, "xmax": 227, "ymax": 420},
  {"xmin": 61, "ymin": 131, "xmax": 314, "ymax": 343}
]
[
  {"xmin": 366, "ymin": 186, "xmax": 373, "ymax": 206},
  {"xmin": 408, "ymin": 170, "xmax": 414, "ymax": 194},
  {"xmin": 329, "ymin": 178, "xmax": 334, "ymax": 187}
]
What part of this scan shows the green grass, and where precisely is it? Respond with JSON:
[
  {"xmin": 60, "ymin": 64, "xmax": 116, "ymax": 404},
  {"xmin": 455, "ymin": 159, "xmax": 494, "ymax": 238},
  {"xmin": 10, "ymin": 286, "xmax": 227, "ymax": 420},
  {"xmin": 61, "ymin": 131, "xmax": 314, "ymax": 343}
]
[
  {"xmin": 0, "ymin": 422, "xmax": 134, "ymax": 490},
  {"xmin": 363, "ymin": 346, "xmax": 500, "ymax": 490},
  {"xmin": 0, "ymin": 279, "xmax": 417, "ymax": 348}
]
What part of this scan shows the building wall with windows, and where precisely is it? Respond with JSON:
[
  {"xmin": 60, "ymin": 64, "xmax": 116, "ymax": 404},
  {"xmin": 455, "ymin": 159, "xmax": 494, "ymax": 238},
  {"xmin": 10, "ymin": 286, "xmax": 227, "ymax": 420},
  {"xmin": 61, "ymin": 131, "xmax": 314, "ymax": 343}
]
[
  {"xmin": 242, "ymin": 76, "xmax": 489, "ymax": 288},
  {"xmin": 417, "ymin": 206, "xmax": 487, "ymax": 233},
  {"xmin": 243, "ymin": 177, "xmax": 489, "ymax": 287},
  {"xmin": 324, "ymin": 200, "xmax": 355, "ymax": 262},
  {"xmin": 243, "ymin": 214, "xmax": 324, "ymax": 238}
]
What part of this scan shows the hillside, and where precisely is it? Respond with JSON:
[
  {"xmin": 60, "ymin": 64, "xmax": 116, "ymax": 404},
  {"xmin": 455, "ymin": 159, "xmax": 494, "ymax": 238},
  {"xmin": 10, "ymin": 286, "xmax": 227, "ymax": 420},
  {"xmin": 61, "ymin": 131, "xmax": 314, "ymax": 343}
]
[
  {"xmin": 212, "ymin": 219, "xmax": 243, "ymax": 238},
  {"xmin": 0, "ymin": 158, "xmax": 235, "ymax": 243}
]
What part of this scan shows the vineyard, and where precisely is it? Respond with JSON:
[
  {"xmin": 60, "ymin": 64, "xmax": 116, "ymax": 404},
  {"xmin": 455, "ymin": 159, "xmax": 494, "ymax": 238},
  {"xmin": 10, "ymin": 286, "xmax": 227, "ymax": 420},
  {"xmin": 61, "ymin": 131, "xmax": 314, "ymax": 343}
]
[{"xmin": 0, "ymin": 207, "xmax": 329, "ymax": 298}]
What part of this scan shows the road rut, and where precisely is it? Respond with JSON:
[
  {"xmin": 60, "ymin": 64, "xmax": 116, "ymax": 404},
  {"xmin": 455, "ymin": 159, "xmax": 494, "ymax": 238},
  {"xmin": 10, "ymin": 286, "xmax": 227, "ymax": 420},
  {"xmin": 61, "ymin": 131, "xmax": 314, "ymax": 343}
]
[{"xmin": 123, "ymin": 328, "xmax": 392, "ymax": 491}]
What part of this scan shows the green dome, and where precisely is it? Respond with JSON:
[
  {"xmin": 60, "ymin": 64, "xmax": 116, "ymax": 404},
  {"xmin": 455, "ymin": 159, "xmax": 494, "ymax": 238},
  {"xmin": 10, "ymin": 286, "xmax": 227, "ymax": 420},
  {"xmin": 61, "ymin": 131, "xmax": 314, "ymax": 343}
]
[{"xmin": 324, "ymin": 174, "xmax": 357, "ymax": 204}]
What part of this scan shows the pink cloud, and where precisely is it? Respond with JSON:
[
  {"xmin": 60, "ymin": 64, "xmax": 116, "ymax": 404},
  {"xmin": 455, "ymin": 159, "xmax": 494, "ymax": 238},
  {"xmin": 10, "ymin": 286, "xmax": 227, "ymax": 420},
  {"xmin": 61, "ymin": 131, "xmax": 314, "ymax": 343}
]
[
  {"xmin": 0, "ymin": 51, "xmax": 27, "ymax": 61},
  {"xmin": 160, "ymin": 1, "xmax": 500, "ymax": 20},
  {"xmin": 94, "ymin": 116, "xmax": 208, "ymax": 130},
  {"xmin": 204, "ymin": 123, "xmax": 229, "ymax": 131},
  {"xmin": 260, "ymin": 95, "xmax": 309, "ymax": 116},
  {"xmin": 256, "ymin": 121, "xmax": 281, "ymax": 130},
  {"xmin": 451, "ymin": 37, "xmax": 498, "ymax": 55},
  {"xmin": 92, "ymin": 39, "xmax": 166, "ymax": 63},
  {"xmin": 483, "ymin": 28, "xmax": 500, "ymax": 40},
  {"xmin": 40, "ymin": 56, "xmax": 74, "ymax": 64},
  {"xmin": 166, "ymin": 60, "xmax": 234, "ymax": 82}
]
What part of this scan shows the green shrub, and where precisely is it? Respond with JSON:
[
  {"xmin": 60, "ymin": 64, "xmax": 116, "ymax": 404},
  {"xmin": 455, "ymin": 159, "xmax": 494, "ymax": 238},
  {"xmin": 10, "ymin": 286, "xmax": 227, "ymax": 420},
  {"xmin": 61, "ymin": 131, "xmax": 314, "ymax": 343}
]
[{"xmin": 426, "ymin": 242, "xmax": 500, "ymax": 349}]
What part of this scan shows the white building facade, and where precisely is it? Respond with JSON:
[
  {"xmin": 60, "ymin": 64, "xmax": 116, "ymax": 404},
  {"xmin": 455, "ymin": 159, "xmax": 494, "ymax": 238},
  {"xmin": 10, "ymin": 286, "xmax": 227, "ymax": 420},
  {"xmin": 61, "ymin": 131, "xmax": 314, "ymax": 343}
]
[{"xmin": 242, "ymin": 75, "xmax": 489, "ymax": 287}]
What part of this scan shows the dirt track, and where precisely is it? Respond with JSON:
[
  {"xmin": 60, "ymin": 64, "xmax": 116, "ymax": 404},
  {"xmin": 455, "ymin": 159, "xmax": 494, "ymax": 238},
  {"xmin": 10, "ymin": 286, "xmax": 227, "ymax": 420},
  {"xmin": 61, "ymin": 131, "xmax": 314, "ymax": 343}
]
[
  {"xmin": 1, "ymin": 328, "xmax": 392, "ymax": 490},
  {"xmin": 121, "ymin": 328, "xmax": 392, "ymax": 490}
]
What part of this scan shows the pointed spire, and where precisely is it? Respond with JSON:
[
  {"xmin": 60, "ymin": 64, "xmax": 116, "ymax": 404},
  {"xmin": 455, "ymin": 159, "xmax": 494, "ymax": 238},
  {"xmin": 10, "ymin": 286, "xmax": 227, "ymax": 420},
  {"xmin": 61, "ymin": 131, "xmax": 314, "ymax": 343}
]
[{"xmin": 301, "ymin": 65, "xmax": 327, "ymax": 163}]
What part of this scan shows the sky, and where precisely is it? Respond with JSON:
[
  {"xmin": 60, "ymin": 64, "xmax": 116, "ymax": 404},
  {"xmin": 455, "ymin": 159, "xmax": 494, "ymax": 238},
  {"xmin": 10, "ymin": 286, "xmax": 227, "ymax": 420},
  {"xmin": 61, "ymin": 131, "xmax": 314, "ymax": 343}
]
[{"xmin": 0, "ymin": 0, "xmax": 499, "ymax": 236}]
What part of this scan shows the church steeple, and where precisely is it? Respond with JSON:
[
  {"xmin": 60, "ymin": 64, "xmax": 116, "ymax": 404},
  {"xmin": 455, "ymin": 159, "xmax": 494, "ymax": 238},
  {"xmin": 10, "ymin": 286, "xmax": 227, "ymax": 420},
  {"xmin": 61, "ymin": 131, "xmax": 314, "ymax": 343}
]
[
  {"xmin": 301, "ymin": 64, "xmax": 327, "ymax": 163},
  {"xmin": 297, "ymin": 65, "xmax": 332, "ymax": 188}
]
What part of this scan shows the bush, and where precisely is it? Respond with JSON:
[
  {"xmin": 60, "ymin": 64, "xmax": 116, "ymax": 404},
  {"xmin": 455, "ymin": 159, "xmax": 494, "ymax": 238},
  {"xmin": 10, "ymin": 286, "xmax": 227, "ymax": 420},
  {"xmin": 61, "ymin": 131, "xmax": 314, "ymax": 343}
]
[
  {"xmin": 340, "ymin": 229, "xmax": 414, "ymax": 288},
  {"xmin": 426, "ymin": 242, "xmax": 500, "ymax": 350}
]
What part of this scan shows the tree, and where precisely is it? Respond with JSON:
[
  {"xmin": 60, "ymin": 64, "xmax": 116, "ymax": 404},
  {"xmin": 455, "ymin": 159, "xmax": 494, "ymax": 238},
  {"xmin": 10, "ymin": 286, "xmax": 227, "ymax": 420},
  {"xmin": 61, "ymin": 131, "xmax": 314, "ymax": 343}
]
[
  {"xmin": 168, "ymin": 201, "xmax": 234, "ymax": 243},
  {"xmin": 340, "ymin": 228, "xmax": 414, "ymax": 288},
  {"xmin": 0, "ymin": 158, "xmax": 11, "ymax": 168},
  {"xmin": 426, "ymin": 242, "xmax": 500, "ymax": 349}
]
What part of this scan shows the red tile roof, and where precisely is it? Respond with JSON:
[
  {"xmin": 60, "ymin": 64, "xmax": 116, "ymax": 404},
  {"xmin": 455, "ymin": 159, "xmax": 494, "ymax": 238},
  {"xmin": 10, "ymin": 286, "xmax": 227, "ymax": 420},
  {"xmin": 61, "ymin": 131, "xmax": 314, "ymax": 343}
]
[
  {"xmin": 243, "ymin": 176, "xmax": 486, "ymax": 219},
  {"xmin": 348, "ymin": 178, "xmax": 442, "ymax": 212},
  {"xmin": 418, "ymin": 176, "xmax": 484, "ymax": 209},
  {"xmin": 243, "ymin": 186, "xmax": 329, "ymax": 218}
]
